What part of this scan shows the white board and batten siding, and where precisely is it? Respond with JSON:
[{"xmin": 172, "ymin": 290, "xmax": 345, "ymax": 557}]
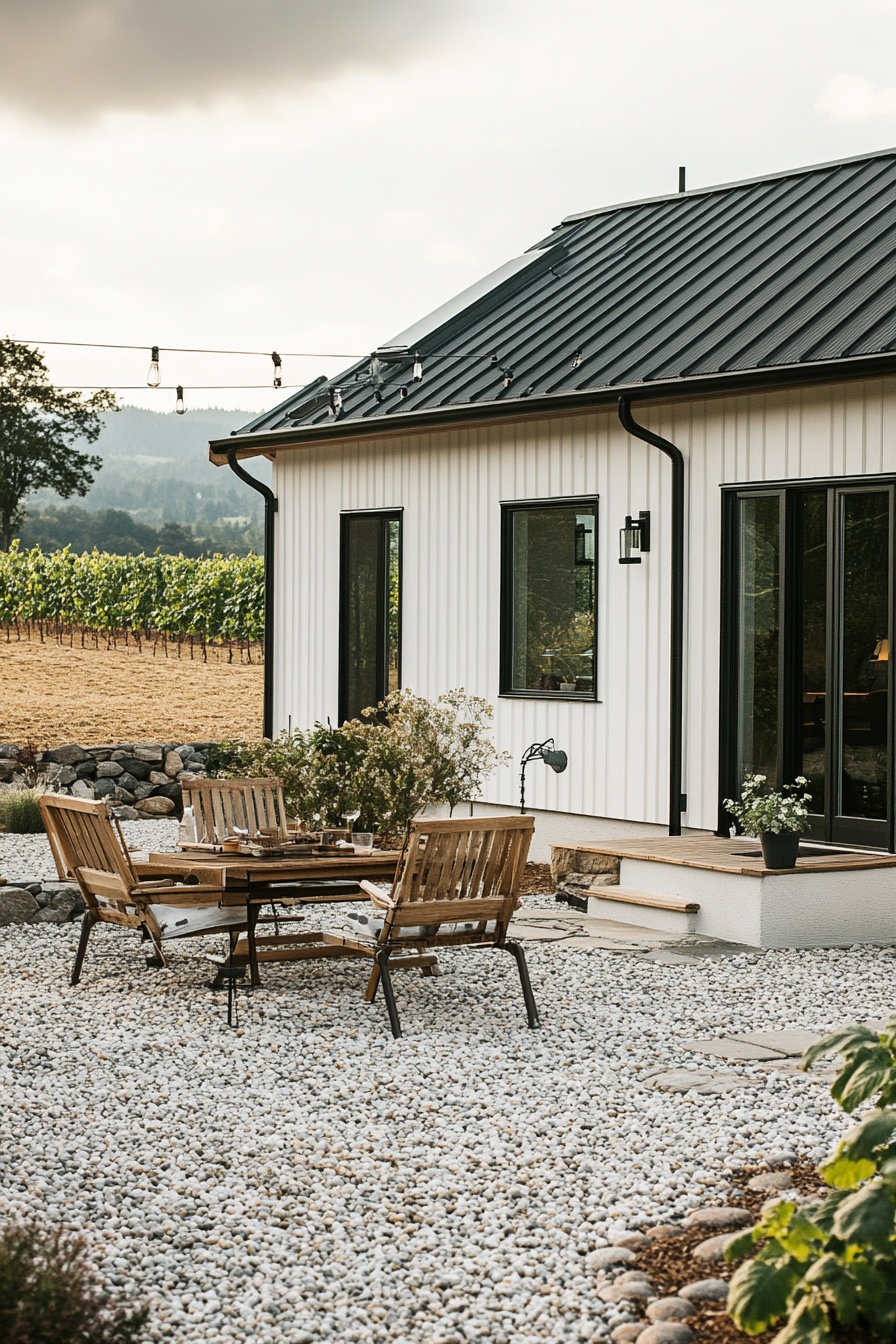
[{"xmin": 272, "ymin": 376, "xmax": 896, "ymax": 858}]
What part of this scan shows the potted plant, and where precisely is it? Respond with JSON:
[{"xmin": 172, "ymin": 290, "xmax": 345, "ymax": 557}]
[{"xmin": 724, "ymin": 774, "xmax": 812, "ymax": 868}]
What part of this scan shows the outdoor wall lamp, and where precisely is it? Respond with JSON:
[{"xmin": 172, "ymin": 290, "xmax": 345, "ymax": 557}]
[
  {"xmin": 519, "ymin": 738, "xmax": 568, "ymax": 814},
  {"xmin": 618, "ymin": 510, "xmax": 651, "ymax": 564}
]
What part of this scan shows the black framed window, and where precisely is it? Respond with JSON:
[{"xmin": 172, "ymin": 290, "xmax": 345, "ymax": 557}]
[
  {"xmin": 500, "ymin": 497, "xmax": 598, "ymax": 698},
  {"xmin": 339, "ymin": 511, "xmax": 401, "ymax": 723}
]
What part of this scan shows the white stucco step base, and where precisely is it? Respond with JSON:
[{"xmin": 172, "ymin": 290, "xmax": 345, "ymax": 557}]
[
  {"xmin": 586, "ymin": 887, "xmax": 699, "ymax": 934},
  {"xmin": 551, "ymin": 834, "xmax": 896, "ymax": 949}
]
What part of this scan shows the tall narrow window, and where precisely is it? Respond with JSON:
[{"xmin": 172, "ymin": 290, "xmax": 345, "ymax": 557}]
[
  {"xmin": 339, "ymin": 511, "xmax": 401, "ymax": 723},
  {"xmin": 500, "ymin": 499, "xmax": 598, "ymax": 697}
]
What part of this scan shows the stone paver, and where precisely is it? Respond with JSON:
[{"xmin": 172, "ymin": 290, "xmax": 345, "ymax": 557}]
[
  {"xmin": 735, "ymin": 1029, "xmax": 823, "ymax": 1056},
  {"xmin": 682, "ymin": 1037, "xmax": 787, "ymax": 1061}
]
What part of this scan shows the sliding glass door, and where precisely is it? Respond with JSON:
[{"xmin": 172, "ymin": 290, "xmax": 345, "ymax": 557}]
[{"xmin": 722, "ymin": 482, "xmax": 894, "ymax": 849}]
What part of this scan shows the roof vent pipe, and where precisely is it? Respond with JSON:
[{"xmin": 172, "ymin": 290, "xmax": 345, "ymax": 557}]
[{"xmin": 226, "ymin": 446, "xmax": 277, "ymax": 740}]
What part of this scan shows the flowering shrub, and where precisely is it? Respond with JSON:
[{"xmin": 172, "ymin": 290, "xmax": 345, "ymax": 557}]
[
  {"xmin": 212, "ymin": 689, "xmax": 509, "ymax": 842},
  {"xmin": 724, "ymin": 774, "xmax": 812, "ymax": 836}
]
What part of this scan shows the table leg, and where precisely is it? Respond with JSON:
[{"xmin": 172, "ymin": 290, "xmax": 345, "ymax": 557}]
[{"xmin": 247, "ymin": 901, "xmax": 263, "ymax": 988}]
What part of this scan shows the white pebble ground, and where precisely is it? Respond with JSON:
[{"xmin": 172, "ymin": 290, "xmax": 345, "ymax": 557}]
[{"xmin": 1, "ymin": 826, "xmax": 892, "ymax": 1342}]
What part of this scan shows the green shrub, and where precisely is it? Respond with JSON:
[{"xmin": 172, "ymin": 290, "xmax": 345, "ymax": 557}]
[
  {"xmin": 0, "ymin": 1222, "xmax": 148, "ymax": 1343},
  {"xmin": 212, "ymin": 689, "xmax": 509, "ymax": 841},
  {"xmin": 726, "ymin": 1016, "xmax": 896, "ymax": 1340},
  {"xmin": 0, "ymin": 788, "xmax": 45, "ymax": 834}
]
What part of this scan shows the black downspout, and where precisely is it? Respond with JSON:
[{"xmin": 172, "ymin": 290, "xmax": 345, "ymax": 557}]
[
  {"xmin": 617, "ymin": 396, "xmax": 685, "ymax": 837},
  {"xmin": 226, "ymin": 446, "xmax": 277, "ymax": 740}
]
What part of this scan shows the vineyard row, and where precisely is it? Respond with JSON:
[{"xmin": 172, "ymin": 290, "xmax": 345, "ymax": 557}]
[{"xmin": 0, "ymin": 544, "xmax": 265, "ymax": 661}]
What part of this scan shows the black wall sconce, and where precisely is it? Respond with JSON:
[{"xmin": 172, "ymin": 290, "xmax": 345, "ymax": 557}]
[
  {"xmin": 520, "ymin": 738, "xmax": 568, "ymax": 813},
  {"xmin": 619, "ymin": 510, "xmax": 651, "ymax": 564}
]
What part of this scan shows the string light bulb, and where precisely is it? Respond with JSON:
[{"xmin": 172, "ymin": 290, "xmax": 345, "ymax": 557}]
[
  {"xmin": 147, "ymin": 346, "xmax": 161, "ymax": 387},
  {"xmin": 502, "ymin": 368, "xmax": 514, "ymax": 390},
  {"xmin": 329, "ymin": 386, "xmax": 343, "ymax": 417},
  {"xmin": 399, "ymin": 385, "xmax": 409, "ymax": 400},
  {"xmin": 175, "ymin": 385, "xmax": 185, "ymax": 415},
  {"xmin": 271, "ymin": 351, "xmax": 282, "ymax": 388},
  {"xmin": 571, "ymin": 349, "xmax": 582, "ymax": 368},
  {"xmin": 412, "ymin": 351, "xmax": 423, "ymax": 382}
]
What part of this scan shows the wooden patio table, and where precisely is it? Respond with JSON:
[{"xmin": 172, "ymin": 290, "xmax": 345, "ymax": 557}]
[{"xmin": 137, "ymin": 847, "xmax": 401, "ymax": 987}]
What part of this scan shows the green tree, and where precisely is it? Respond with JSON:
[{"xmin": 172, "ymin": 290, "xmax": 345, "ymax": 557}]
[{"xmin": 0, "ymin": 339, "xmax": 115, "ymax": 550}]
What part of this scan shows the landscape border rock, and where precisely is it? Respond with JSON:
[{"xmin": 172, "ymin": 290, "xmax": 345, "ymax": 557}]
[{"xmin": 0, "ymin": 740, "xmax": 217, "ymax": 818}]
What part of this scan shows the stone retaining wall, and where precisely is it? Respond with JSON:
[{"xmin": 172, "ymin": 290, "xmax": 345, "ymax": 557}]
[{"xmin": 0, "ymin": 741, "xmax": 215, "ymax": 820}]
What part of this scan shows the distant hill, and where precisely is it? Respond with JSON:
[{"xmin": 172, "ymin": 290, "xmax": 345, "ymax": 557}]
[{"xmin": 27, "ymin": 405, "xmax": 271, "ymax": 529}]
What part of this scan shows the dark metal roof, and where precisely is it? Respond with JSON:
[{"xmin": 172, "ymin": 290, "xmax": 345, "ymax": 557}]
[{"xmin": 233, "ymin": 148, "xmax": 896, "ymax": 443}]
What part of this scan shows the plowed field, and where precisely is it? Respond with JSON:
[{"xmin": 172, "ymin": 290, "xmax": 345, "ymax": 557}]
[{"xmin": 0, "ymin": 634, "xmax": 264, "ymax": 747}]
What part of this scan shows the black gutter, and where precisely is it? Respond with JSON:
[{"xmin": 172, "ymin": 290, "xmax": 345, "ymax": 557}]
[
  {"xmin": 617, "ymin": 397, "xmax": 685, "ymax": 837},
  {"xmin": 210, "ymin": 351, "xmax": 896, "ymax": 461},
  {"xmin": 226, "ymin": 446, "xmax": 277, "ymax": 740}
]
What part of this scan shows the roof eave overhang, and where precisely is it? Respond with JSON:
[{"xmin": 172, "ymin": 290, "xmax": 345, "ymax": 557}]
[{"xmin": 210, "ymin": 351, "xmax": 896, "ymax": 462}]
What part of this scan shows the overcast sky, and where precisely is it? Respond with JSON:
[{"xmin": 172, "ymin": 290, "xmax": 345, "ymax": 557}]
[{"xmin": 2, "ymin": 0, "xmax": 896, "ymax": 414}]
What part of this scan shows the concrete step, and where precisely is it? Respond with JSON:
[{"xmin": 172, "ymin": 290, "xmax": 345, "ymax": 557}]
[{"xmin": 586, "ymin": 887, "xmax": 700, "ymax": 934}]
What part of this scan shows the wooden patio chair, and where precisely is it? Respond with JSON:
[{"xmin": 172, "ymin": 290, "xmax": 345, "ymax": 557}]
[
  {"xmin": 40, "ymin": 794, "xmax": 246, "ymax": 987},
  {"xmin": 182, "ymin": 777, "xmax": 288, "ymax": 842},
  {"xmin": 321, "ymin": 814, "xmax": 537, "ymax": 1038}
]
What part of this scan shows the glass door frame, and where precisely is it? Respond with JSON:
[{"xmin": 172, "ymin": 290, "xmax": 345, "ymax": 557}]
[{"xmin": 719, "ymin": 476, "xmax": 896, "ymax": 851}]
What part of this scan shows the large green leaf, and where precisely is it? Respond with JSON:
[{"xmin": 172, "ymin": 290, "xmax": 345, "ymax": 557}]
[
  {"xmin": 803, "ymin": 1024, "xmax": 879, "ymax": 1071},
  {"xmin": 835, "ymin": 1110, "xmax": 896, "ymax": 1163},
  {"xmin": 802, "ymin": 1253, "xmax": 858, "ymax": 1324},
  {"xmin": 772, "ymin": 1296, "xmax": 835, "ymax": 1344},
  {"xmin": 830, "ymin": 1182, "xmax": 896, "ymax": 1245},
  {"xmin": 831, "ymin": 1047, "xmax": 894, "ymax": 1112},
  {"xmin": 728, "ymin": 1257, "xmax": 803, "ymax": 1334}
]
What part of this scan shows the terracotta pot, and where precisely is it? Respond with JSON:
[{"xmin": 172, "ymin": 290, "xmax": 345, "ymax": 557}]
[{"xmin": 760, "ymin": 830, "xmax": 800, "ymax": 869}]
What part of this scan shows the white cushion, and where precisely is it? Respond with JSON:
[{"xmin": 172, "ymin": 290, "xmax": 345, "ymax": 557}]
[
  {"xmin": 150, "ymin": 904, "xmax": 243, "ymax": 938},
  {"xmin": 340, "ymin": 910, "xmax": 496, "ymax": 941}
]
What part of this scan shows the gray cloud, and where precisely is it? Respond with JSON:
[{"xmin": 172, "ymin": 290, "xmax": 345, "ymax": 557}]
[{"xmin": 0, "ymin": 0, "xmax": 466, "ymax": 118}]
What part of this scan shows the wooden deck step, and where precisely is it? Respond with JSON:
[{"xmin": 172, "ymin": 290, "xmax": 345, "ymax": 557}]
[{"xmin": 587, "ymin": 886, "xmax": 700, "ymax": 934}]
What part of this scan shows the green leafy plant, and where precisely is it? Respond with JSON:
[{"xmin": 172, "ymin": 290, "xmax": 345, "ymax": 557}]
[
  {"xmin": 0, "ymin": 788, "xmax": 45, "ymax": 834},
  {"xmin": 0, "ymin": 1222, "xmax": 148, "ymax": 1343},
  {"xmin": 211, "ymin": 689, "xmax": 509, "ymax": 841},
  {"xmin": 724, "ymin": 773, "xmax": 812, "ymax": 836},
  {"xmin": 725, "ymin": 1016, "xmax": 896, "ymax": 1341}
]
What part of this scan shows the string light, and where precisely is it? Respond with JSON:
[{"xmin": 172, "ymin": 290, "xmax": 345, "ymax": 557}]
[
  {"xmin": 501, "ymin": 368, "xmax": 514, "ymax": 390},
  {"xmin": 412, "ymin": 351, "xmax": 423, "ymax": 382},
  {"xmin": 571, "ymin": 349, "xmax": 582, "ymax": 368},
  {"xmin": 399, "ymin": 386, "xmax": 409, "ymax": 400},
  {"xmin": 328, "ymin": 386, "xmax": 344, "ymax": 417},
  {"xmin": 271, "ymin": 352, "xmax": 282, "ymax": 388},
  {"xmin": 13, "ymin": 337, "xmax": 362, "ymax": 359},
  {"xmin": 146, "ymin": 346, "xmax": 161, "ymax": 387},
  {"xmin": 175, "ymin": 386, "xmax": 185, "ymax": 415}
]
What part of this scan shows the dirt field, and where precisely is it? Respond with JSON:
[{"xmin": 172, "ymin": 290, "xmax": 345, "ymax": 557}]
[{"xmin": 0, "ymin": 634, "xmax": 264, "ymax": 747}]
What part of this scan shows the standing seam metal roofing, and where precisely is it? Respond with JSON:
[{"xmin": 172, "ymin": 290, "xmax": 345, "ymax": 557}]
[{"xmin": 237, "ymin": 149, "xmax": 896, "ymax": 438}]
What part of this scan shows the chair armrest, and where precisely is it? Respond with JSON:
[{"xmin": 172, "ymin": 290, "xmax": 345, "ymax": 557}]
[{"xmin": 359, "ymin": 880, "xmax": 394, "ymax": 908}]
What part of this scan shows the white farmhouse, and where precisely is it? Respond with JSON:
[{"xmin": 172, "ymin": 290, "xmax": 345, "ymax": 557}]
[{"xmin": 212, "ymin": 147, "xmax": 896, "ymax": 906}]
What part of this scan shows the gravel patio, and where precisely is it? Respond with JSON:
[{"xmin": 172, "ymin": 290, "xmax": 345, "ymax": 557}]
[{"xmin": 0, "ymin": 823, "xmax": 892, "ymax": 1343}]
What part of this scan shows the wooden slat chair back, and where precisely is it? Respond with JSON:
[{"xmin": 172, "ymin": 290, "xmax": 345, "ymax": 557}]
[
  {"xmin": 182, "ymin": 778, "xmax": 288, "ymax": 843},
  {"xmin": 323, "ymin": 814, "xmax": 537, "ymax": 1037},
  {"xmin": 39, "ymin": 794, "xmax": 245, "ymax": 986}
]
